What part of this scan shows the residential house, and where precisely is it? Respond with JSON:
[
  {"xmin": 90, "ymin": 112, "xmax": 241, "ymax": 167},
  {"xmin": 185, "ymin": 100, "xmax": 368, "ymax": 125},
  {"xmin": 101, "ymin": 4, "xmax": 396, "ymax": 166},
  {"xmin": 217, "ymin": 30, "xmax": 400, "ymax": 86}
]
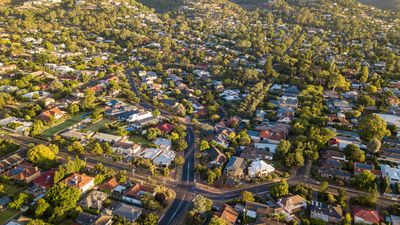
[
  {"xmin": 0, "ymin": 196, "xmax": 11, "ymax": 210},
  {"xmin": 243, "ymin": 201, "xmax": 270, "ymax": 219},
  {"xmin": 112, "ymin": 141, "xmax": 141, "ymax": 156},
  {"xmin": 207, "ymin": 147, "xmax": 227, "ymax": 168},
  {"xmin": 22, "ymin": 91, "xmax": 51, "ymax": 101},
  {"xmin": 330, "ymin": 135, "xmax": 367, "ymax": 150},
  {"xmin": 224, "ymin": 157, "xmax": 246, "ymax": 178},
  {"xmin": 79, "ymin": 190, "xmax": 108, "ymax": 210},
  {"xmin": 380, "ymin": 164, "xmax": 400, "ymax": 185},
  {"xmin": 0, "ymin": 117, "xmax": 32, "ymax": 135},
  {"xmin": 354, "ymin": 163, "xmax": 380, "ymax": 176},
  {"xmin": 38, "ymin": 107, "xmax": 65, "ymax": 122},
  {"xmin": 320, "ymin": 150, "xmax": 347, "ymax": 162},
  {"xmin": 63, "ymin": 173, "xmax": 95, "ymax": 194},
  {"xmin": 98, "ymin": 177, "xmax": 119, "ymax": 193},
  {"xmin": 254, "ymin": 142, "xmax": 278, "ymax": 154},
  {"xmin": 153, "ymin": 150, "xmax": 175, "ymax": 167},
  {"xmin": 126, "ymin": 111, "xmax": 153, "ymax": 123},
  {"xmin": 278, "ymin": 195, "xmax": 308, "ymax": 214},
  {"xmin": 240, "ymin": 147, "xmax": 274, "ymax": 161},
  {"xmin": 34, "ymin": 169, "xmax": 56, "ymax": 190},
  {"xmin": 139, "ymin": 148, "xmax": 163, "ymax": 160},
  {"xmin": 60, "ymin": 129, "xmax": 93, "ymax": 141},
  {"xmin": 310, "ymin": 201, "xmax": 343, "ymax": 224},
  {"xmin": 353, "ymin": 208, "xmax": 381, "ymax": 225},
  {"xmin": 214, "ymin": 204, "xmax": 238, "ymax": 225},
  {"xmin": 153, "ymin": 138, "xmax": 172, "ymax": 151},
  {"xmin": 327, "ymin": 113, "xmax": 351, "ymax": 128},
  {"xmin": 318, "ymin": 158, "xmax": 351, "ymax": 182},
  {"xmin": 122, "ymin": 184, "xmax": 156, "ymax": 205},
  {"xmin": 259, "ymin": 129, "xmax": 287, "ymax": 144},
  {"xmin": 157, "ymin": 123, "xmax": 174, "ymax": 133},
  {"xmin": 379, "ymin": 148, "xmax": 400, "ymax": 164},
  {"xmin": 0, "ymin": 154, "xmax": 24, "ymax": 174},
  {"xmin": 75, "ymin": 212, "xmax": 112, "ymax": 225},
  {"xmin": 6, "ymin": 162, "xmax": 41, "ymax": 183},
  {"xmin": 248, "ymin": 160, "xmax": 275, "ymax": 178},
  {"xmin": 376, "ymin": 113, "xmax": 400, "ymax": 130},
  {"xmin": 92, "ymin": 133, "xmax": 123, "ymax": 144}
]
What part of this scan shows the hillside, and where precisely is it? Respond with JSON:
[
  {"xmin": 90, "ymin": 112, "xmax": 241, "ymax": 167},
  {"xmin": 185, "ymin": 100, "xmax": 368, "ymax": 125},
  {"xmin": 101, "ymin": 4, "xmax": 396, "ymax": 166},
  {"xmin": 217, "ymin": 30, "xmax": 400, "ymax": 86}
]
[
  {"xmin": 136, "ymin": 0, "xmax": 184, "ymax": 12},
  {"xmin": 358, "ymin": 0, "xmax": 400, "ymax": 9}
]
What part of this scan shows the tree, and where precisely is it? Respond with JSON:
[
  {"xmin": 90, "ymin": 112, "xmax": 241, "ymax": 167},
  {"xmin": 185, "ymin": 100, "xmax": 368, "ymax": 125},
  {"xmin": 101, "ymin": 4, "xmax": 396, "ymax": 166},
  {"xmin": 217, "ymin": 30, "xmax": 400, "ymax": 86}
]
[
  {"xmin": 91, "ymin": 143, "xmax": 103, "ymax": 155},
  {"xmin": 0, "ymin": 184, "xmax": 3, "ymax": 194},
  {"xmin": 140, "ymin": 194, "xmax": 161, "ymax": 211},
  {"xmin": 67, "ymin": 103, "xmax": 80, "ymax": 114},
  {"xmin": 176, "ymin": 139, "xmax": 188, "ymax": 151},
  {"xmin": 320, "ymin": 181, "xmax": 329, "ymax": 193},
  {"xmin": 208, "ymin": 216, "xmax": 227, "ymax": 225},
  {"xmin": 353, "ymin": 170, "xmax": 376, "ymax": 192},
  {"xmin": 140, "ymin": 213, "xmax": 159, "ymax": 225},
  {"xmin": 327, "ymin": 73, "xmax": 349, "ymax": 91},
  {"xmin": 207, "ymin": 170, "xmax": 217, "ymax": 184},
  {"xmin": 35, "ymin": 198, "xmax": 50, "ymax": 218},
  {"xmin": 9, "ymin": 192, "xmax": 29, "ymax": 209},
  {"xmin": 327, "ymin": 193, "xmax": 336, "ymax": 204},
  {"xmin": 381, "ymin": 177, "xmax": 391, "ymax": 194},
  {"xmin": 46, "ymin": 183, "xmax": 80, "ymax": 223},
  {"xmin": 359, "ymin": 114, "xmax": 390, "ymax": 141},
  {"xmin": 238, "ymin": 131, "xmax": 251, "ymax": 146},
  {"xmin": 367, "ymin": 138, "xmax": 381, "ymax": 153},
  {"xmin": 27, "ymin": 144, "xmax": 57, "ymax": 168},
  {"xmin": 191, "ymin": 195, "xmax": 212, "ymax": 214},
  {"xmin": 338, "ymin": 188, "xmax": 347, "ymax": 209},
  {"xmin": 359, "ymin": 66, "xmax": 369, "ymax": 83},
  {"xmin": 241, "ymin": 191, "xmax": 255, "ymax": 202},
  {"xmin": 270, "ymin": 180, "xmax": 289, "ymax": 199},
  {"xmin": 344, "ymin": 144, "xmax": 365, "ymax": 162},
  {"xmin": 341, "ymin": 213, "xmax": 352, "ymax": 225},
  {"xmin": 27, "ymin": 219, "xmax": 49, "ymax": 225},
  {"xmin": 81, "ymin": 89, "xmax": 96, "ymax": 109},
  {"xmin": 175, "ymin": 156, "xmax": 185, "ymax": 165},
  {"xmin": 146, "ymin": 128, "xmax": 161, "ymax": 140},
  {"xmin": 68, "ymin": 141, "xmax": 85, "ymax": 154},
  {"xmin": 200, "ymin": 140, "xmax": 210, "ymax": 151}
]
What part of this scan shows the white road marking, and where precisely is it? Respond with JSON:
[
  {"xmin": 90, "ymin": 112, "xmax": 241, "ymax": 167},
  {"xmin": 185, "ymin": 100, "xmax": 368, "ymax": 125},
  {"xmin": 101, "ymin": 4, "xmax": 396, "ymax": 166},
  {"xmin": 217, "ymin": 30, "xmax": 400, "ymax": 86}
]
[{"xmin": 169, "ymin": 194, "xmax": 186, "ymax": 224}]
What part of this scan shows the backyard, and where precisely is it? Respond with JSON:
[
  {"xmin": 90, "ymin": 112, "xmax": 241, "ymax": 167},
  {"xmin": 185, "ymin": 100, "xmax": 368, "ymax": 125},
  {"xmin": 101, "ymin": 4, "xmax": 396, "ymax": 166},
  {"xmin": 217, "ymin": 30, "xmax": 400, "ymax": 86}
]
[
  {"xmin": 86, "ymin": 118, "xmax": 112, "ymax": 132},
  {"xmin": 0, "ymin": 208, "xmax": 20, "ymax": 224},
  {"xmin": 40, "ymin": 113, "xmax": 85, "ymax": 138}
]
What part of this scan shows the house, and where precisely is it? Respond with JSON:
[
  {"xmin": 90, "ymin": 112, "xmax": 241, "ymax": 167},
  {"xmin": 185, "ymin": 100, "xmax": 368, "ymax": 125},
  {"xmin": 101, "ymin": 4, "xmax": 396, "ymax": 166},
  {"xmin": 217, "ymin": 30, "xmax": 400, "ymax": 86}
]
[
  {"xmin": 207, "ymin": 147, "xmax": 227, "ymax": 168},
  {"xmin": 248, "ymin": 160, "xmax": 275, "ymax": 178},
  {"xmin": 92, "ymin": 133, "xmax": 123, "ymax": 143},
  {"xmin": 0, "ymin": 64, "xmax": 17, "ymax": 73},
  {"xmin": 254, "ymin": 142, "xmax": 278, "ymax": 154},
  {"xmin": 79, "ymin": 190, "xmax": 108, "ymax": 210},
  {"xmin": 320, "ymin": 150, "xmax": 347, "ymax": 162},
  {"xmin": 330, "ymin": 136, "xmax": 367, "ymax": 150},
  {"xmin": 353, "ymin": 208, "xmax": 381, "ymax": 225},
  {"xmin": 259, "ymin": 129, "xmax": 287, "ymax": 144},
  {"xmin": 243, "ymin": 201, "xmax": 270, "ymax": 219},
  {"xmin": 38, "ymin": 107, "xmax": 65, "ymax": 122},
  {"xmin": 157, "ymin": 123, "xmax": 174, "ymax": 133},
  {"xmin": 240, "ymin": 147, "xmax": 274, "ymax": 161},
  {"xmin": 34, "ymin": 169, "xmax": 56, "ymax": 189},
  {"xmin": 224, "ymin": 157, "xmax": 246, "ymax": 178},
  {"xmin": 112, "ymin": 141, "xmax": 141, "ymax": 156},
  {"xmin": 380, "ymin": 164, "xmax": 400, "ymax": 185},
  {"xmin": 379, "ymin": 148, "xmax": 400, "ymax": 164},
  {"xmin": 63, "ymin": 173, "xmax": 95, "ymax": 194},
  {"xmin": 139, "ymin": 148, "xmax": 163, "ymax": 160},
  {"xmin": 126, "ymin": 111, "xmax": 153, "ymax": 123},
  {"xmin": 153, "ymin": 150, "xmax": 175, "ymax": 167},
  {"xmin": 98, "ymin": 177, "xmax": 119, "ymax": 193},
  {"xmin": 153, "ymin": 138, "xmax": 172, "ymax": 151},
  {"xmin": 0, "ymin": 154, "xmax": 24, "ymax": 174},
  {"xmin": 6, "ymin": 162, "xmax": 41, "ymax": 183},
  {"xmin": 376, "ymin": 113, "xmax": 400, "ymax": 129},
  {"xmin": 125, "ymin": 184, "xmax": 156, "ymax": 199},
  {"xmin": 0, "ymin": 196, "xmax": 11, "ymax": 210},
  {"xmin": 354, "ymin": 163, "xmax": 379, "ymax": 176},
  {"xmin": 278, "ymin": 195, "xmax": 307, "ymax": 214},
  {"xmin": 22, "ymin": 91, "xmax": 51, "ymax": 101},
  {"xmin": 60, "ymin": 129, "xmax": 93, "ymax": 141},
  {"xmin": 310, "ymin": 201, "xmax": 342, "ymax": 224},
  {"xmin": 214, "ymin": 204, "xmax": 238, "ymax": 225},
  {"xmin": 75, "ymin": 212, "xmax": 112, "ymax": 225}
]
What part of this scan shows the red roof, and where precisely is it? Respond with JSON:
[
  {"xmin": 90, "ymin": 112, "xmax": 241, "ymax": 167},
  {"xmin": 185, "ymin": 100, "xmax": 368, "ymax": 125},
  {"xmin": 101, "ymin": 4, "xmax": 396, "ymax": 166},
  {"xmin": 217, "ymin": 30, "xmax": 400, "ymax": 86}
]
[
  {"xmin": 34, "ymin": 169, "xmax": 56, "ymax": 189},
  {"xmin": 157, "ymin": 123, "xmax": 174, "ymax": 133},
  {"xmin": 353, "ymin": 208, "xmax": 381, "ymax": 224}
]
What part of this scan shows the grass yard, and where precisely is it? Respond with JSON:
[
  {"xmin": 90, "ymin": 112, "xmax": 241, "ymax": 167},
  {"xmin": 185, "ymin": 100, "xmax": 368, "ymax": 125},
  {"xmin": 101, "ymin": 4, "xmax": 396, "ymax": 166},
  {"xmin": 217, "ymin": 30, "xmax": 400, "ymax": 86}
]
[
  {"xmin": 129, "ymin": 135, "xmax": 150, "ymax": 145},
  {"xmin": 1, "ymin": 183, "xmax": 23, "ymax": 196},
  {"xmin": 40, "ymin": 113, "xmax": 84, "ymax": 138},
  {"xmin": 86, "ymin": 118, "xmax": 112, "ymax": 132},
  {"xmin": 0, "ymin": 208, "xmax": 19, "ymax": 224}
]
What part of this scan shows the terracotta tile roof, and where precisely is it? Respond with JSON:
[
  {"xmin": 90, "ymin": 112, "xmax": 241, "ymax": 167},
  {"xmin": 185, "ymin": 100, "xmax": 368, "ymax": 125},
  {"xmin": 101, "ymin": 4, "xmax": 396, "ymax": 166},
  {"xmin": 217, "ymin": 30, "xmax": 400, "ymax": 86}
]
[
  {"xmin": 34, "ymin": 169, "xmax": 56, "ymax": 189},
  {"xmin": 217, "ymin": 204, "xmax": 238, "ymax": 225},
  {"xmin": 63, "ymin": 173, "xmax": 95, "ymax": 190},
  {"xmin": 98, "ymin": 177, "xmax": 119, "ymax": 192},
  {"xmin": 125, "ymin": 184, "xmax": 155, "ymax": 198},
  {"xmin": 353, "ymin": 208, "xmax": 381, "ymax": 224}
]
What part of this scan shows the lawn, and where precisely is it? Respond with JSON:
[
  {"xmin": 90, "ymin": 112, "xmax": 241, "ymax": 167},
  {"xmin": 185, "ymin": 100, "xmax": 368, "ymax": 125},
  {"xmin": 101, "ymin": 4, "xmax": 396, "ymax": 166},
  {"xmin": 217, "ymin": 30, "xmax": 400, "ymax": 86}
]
[
  {"xmin": 40, "ymin": 113, "xmax": 84, "ymax": 138},
  {"xmin": 86, "ymin": 119, "xmax": 112, "ymax": 132},
  {"xmin": 2, "ymin": 183, "xmax": 23, "ymax": 195},
  {"xmin": 129, "ymin": 135, "xmax": 150, "ymax": 145},
  {"xmin": 0, "ymin": 208, "xmax": 19, "ymax": 224}
]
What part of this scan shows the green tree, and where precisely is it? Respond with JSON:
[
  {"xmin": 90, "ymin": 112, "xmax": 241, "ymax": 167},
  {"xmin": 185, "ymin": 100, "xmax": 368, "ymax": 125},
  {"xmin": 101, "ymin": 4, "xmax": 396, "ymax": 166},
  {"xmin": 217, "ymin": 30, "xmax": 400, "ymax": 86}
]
[
  {"xmin": 35, "ymin": 198, "xmax": 50, "ymax": 218},
  {"xmin": 353, "ymin": 170, "xmax": 376, "ymax": 192},
  {"xmin": 241, "ymin": 191, "xmax": 255, "ymax": 202},
  {"xmin": 359, "ymin": 114, "xmax": 390, "ymax": 141},
  {"xmin": 270, "ymin": 179, "xmax": 289, "ymax": 199},
  {"xmin": 27, "ymin": 144, "xmax": 57, "ymax": 168},
  {"xmin": 46, "ymin": 183, "xmax": 80, "ymax": 223},
  {"xmin": 91, "ymin": 143, "xmax": 103, "ymax": 155},
  {"xmin": 327, "ymin": 73, "xmax": 349, "ymax": 92},
  {"xmin": 344, "ymin": 144, "xmax": 365, "ymax": 162},
  {"xmin": 341, "ymin": 213, "xmax": 352, "ymax": 225},
  {"xmin": 27, "ymin": 219, "xmax": 49, "ymax": 225},
  {"xmin": 208, "ymin": 216, "xmax": 227, "ymax": 225},
  {"xmin": 359, "ymin": 66, "xmax": 369, "ymax": 83},
  {"xmin": 81, "ymin": 89, "xmax": 96, "ymax": 109},
  {"xmin": 140, "ymin": 213, "xmax": 159, "ymax": 225},
  {"xmin": 200, "ymin": 140, "xmax": 210, "ymax": 151},
  {"xmin": 320, "ymin": 181, "xmax": 329, "ymax": 193},
  {"xmin": 9, "ymin": 192, "xmax": 29, "ymax": 209},
  {"xmin": 175, "ymin": 156, "xmax": 185, "ymax": 165},
  {"xmin": 67, "ymin": 104, "xmax": 80, "ymax": 114},
  {"xmin": 381, "ymin": 177, "xmax": 391, "ymax": 194},
  {"xmin": 68, "ymin": 141, "xmax": 85, "ymax": 154}
]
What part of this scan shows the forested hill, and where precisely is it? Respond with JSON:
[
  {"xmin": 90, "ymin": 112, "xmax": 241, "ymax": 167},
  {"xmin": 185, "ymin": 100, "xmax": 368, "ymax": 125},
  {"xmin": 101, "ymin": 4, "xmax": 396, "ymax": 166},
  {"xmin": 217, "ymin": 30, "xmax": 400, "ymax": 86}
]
[{"xmin": 358, "ymin": 0, "xmax": 400, "ymax": 10}]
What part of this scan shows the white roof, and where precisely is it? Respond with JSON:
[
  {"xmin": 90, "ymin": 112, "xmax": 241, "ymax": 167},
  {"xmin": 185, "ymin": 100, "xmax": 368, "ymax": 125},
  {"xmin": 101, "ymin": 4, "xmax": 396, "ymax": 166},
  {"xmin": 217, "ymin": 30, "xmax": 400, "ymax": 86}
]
[
  {"xmin": 140, "ymin": 148, "xmax": 163, "ymax": 160},
  {"xmin": 153, "ymin": 150, "xmax": 175, "ymax": 165},
  {"xmin": 249, "ymin": 160, "xmax": 275, "ymax": 173},
  {"xmin": 381, "ymin": 164, "xmax": 400, "ymax": 181},
  {"xmin": 375, "ymin": 113, "xmax": 400, "ymax": 128}
]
